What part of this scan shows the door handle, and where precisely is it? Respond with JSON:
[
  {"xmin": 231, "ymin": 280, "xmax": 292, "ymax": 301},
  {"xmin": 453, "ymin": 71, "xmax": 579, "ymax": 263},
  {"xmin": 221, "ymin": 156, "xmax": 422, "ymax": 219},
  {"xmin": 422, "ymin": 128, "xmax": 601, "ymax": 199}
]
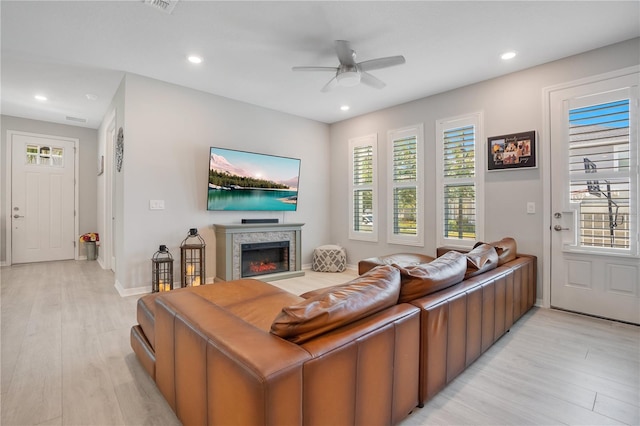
[
  {"xmin": 13, "ymin": 214, "xmax": 24, "ymax": 219},
  {"xmin": 553, "ymin": 225, "xmax": 569, "ymax": 231}
]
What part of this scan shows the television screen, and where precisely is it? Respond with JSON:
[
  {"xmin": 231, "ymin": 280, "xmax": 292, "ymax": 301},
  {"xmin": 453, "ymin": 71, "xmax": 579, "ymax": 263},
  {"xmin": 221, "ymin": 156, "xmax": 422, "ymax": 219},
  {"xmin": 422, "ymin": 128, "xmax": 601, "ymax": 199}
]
[{"xmin": 207, "ymin": 147, "xmax": 301, "ymax": 211}]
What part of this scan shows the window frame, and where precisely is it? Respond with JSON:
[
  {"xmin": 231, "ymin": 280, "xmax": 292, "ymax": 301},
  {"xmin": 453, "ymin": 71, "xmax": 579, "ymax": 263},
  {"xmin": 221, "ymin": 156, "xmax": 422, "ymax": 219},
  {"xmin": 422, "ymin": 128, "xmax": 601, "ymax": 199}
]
[
  {"xmin": 435, "ymin": 112, "xmax": 485, "ymax": 249},
  {"xmin": 348, "ymin": 134, "xmax": 378, "ymax": 242},
  {"xmin": 387, "ymin": 124, "xmax": 424, "ymax": 246}
]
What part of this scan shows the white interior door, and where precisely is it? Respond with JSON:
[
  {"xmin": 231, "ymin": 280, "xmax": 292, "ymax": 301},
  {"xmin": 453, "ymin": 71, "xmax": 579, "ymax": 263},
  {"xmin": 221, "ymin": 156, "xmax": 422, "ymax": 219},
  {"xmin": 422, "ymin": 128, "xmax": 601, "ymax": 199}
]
[
  {"xmin": 11, "ymin": 133, "xmax": 76, "ymax": 263},
  {"xmin": 549, "ymin": 72, "xmax": 639, "ymax": 324}
]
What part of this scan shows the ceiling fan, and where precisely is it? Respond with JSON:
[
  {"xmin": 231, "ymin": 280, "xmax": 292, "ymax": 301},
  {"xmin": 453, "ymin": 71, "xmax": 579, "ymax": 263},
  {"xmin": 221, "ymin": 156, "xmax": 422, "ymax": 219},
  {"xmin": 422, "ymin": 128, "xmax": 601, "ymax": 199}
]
[{"xmin": 292, "ymin": 40, "xmax": 406, "ymax": 92}]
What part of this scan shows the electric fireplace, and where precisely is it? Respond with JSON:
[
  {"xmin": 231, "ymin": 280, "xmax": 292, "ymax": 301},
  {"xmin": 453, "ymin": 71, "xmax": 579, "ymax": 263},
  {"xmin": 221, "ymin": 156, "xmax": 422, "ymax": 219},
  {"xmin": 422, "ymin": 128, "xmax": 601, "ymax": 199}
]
[
  {"xmin": 213, "ymin": 222, "xmax": 304, "ymax": 282},
  {"xmin": 241, "ymin": 241, "xmax": 290, "ymax": 278}
]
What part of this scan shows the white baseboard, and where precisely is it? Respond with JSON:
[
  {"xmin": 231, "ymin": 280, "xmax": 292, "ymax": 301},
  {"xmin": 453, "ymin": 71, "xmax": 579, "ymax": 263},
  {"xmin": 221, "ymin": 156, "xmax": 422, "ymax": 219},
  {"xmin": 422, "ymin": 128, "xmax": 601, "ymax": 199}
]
[
  {"xmin": 114, "ymin": 279, "xmax": 188, "ymax": 297},
  {"xmin": 115, "ymin": 279, "xmax": 150, "ymax": 297}
]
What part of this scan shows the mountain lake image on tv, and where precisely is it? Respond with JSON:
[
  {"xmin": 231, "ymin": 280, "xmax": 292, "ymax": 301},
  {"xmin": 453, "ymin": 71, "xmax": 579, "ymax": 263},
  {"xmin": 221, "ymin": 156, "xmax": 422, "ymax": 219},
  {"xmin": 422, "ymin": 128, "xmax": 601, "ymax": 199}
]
[{"xmin": 208, "ymin": 147, "xmax": 301, "ymax": 211}]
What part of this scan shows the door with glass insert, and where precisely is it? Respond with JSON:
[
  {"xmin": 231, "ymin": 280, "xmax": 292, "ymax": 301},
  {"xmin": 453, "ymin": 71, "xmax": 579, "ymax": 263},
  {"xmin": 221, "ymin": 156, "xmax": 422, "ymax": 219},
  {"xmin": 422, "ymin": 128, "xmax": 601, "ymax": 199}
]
[
  {"xmin": 11, "ymin": 132, "xmax": 76, "ymax": 263},
  {"xmin": 549, "ymin": 73, "xmax": 639, "ymax": 324}
]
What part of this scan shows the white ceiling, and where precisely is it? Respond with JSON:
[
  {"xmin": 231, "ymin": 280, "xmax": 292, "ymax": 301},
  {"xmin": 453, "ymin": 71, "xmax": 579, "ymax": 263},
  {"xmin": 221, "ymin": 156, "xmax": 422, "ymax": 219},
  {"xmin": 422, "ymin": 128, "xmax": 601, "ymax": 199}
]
[{"xmin": 2, "ymin": 1, "xmax": 639, "ymax": 129}]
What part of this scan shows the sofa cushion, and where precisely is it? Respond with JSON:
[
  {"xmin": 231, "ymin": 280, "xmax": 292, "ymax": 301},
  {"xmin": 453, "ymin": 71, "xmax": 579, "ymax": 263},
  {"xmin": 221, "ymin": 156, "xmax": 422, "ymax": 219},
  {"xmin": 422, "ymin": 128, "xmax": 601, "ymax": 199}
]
[
  {"xmin": 358, "ymin": 253, "xmax": 435, "ymax": 275},
  {"xmin": 299, "ymin": 284, "xmax": 338, "ymax": 300},
  {"xmin": 393, "ymin": 251, "xmax": 467, "ymax": 303},
  {"xmin": 270, "ymin": 265, "xmax": 401, "ymax": 344},
  {"xmin": 475, "ymin": 237, "xmax": 517, "ymax": 266},
  {"xmin": 464, "ymin": 243, "xmax": 499, "ymax": 278}
]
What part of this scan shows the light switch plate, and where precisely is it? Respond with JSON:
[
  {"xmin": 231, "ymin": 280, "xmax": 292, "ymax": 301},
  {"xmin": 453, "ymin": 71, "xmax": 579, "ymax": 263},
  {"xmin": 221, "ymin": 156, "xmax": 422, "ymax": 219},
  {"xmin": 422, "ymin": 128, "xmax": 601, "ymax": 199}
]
[
  {"xmin": 150, "ymin": 200, "xmax": 165, "ymax": 210},
  {"xmin": 526, "ymin": 202, "xmax": 535, "ymax": 214}
]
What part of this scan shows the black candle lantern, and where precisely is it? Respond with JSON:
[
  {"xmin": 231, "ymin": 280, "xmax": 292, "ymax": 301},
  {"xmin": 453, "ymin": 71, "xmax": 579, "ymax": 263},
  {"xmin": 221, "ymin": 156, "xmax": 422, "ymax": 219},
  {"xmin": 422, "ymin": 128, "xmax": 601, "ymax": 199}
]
[
  {"xmin": 152, "ymin": 245, "xmax": 173, "ymax": 293},
  {"xmin": 181, "ymin": 228, "xmax": 206, "ymax": 287}
]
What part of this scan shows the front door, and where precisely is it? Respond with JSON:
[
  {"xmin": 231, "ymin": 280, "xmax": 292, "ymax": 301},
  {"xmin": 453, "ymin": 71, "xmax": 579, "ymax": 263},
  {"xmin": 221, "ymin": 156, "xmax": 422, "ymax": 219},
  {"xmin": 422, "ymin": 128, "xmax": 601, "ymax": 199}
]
[
  {"xmin": 549, "ymin": 71, "xmax": 639, "ymax": 324},
  {"xmin": 11, "ymin": 132, "xmax": 76, "ymax": 263}
]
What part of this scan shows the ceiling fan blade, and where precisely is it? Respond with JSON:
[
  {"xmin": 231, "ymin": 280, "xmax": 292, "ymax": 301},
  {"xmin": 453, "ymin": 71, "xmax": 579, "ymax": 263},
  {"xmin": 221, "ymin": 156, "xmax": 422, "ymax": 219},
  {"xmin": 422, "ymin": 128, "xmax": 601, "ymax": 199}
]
[
  {"xmin": 358, "ymin": 55, "xmax": 406, "ymax": 72},
  {"xmin": 360, "ymin": 71, "xmax": 386, "ymax": 90},
  {"xmin": 292, "ymin": 66, "xmax": 338, "ymax": 72},
  {"xmin": 321, "ymin": 77, "xmax": 338, "ymax": 93},
  {"xmin": 335, "ymin": 40, "xmax": 356, "ymax": 66}
]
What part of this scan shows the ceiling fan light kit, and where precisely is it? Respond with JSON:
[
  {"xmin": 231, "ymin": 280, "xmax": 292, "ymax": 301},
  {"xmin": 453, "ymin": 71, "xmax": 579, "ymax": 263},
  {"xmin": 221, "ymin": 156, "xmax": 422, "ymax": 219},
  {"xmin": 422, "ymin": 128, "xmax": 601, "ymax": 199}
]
[
  {"xmin": 336, "ymin": 70, "xmax": 361, "ymax": 87},
  {"xmin": 293, "ymin": 40, "xmax": 405, "ymax": 92}
]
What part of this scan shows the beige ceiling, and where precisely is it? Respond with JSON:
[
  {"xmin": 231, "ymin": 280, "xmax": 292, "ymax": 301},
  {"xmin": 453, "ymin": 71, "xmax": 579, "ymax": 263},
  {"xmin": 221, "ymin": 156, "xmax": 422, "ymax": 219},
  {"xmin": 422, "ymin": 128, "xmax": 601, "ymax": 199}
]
[{"xmin": 2, "ymin": 1, "xmax": 639, "ymax": 128}]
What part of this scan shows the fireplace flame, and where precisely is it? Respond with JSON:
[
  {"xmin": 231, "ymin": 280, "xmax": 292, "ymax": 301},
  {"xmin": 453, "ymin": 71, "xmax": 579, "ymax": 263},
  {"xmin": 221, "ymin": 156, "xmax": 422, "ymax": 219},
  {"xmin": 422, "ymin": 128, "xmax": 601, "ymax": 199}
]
[{"xmin": 249, "ymin": 261, "xmax": 278, "ymax": 274}]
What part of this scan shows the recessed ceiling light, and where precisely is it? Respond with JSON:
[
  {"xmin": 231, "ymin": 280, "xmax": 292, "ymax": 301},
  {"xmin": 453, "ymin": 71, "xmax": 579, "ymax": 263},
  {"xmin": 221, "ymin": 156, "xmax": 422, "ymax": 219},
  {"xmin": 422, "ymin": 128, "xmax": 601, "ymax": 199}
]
[
  {"xmin": 340, "ymin": 105, "xmax": 350, "ymax": 111},
  {"xmin": 187, "ymin": 55, "xmax": 203, "ymax": 64},
  {"xmin": 501, "ymin": 51, "xmax": 517, "ymax": 60},
  {"xmin": 34, "ymin": 94, "xmax": 47, "ymax": 101}
]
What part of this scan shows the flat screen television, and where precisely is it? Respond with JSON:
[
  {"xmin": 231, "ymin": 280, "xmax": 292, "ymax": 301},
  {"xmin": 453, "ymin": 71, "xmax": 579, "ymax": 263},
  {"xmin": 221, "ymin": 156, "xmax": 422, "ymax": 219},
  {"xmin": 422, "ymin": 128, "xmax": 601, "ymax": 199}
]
[{"xmin": 207, "ymin": 147, "xmax": 301, "ymax": 211}]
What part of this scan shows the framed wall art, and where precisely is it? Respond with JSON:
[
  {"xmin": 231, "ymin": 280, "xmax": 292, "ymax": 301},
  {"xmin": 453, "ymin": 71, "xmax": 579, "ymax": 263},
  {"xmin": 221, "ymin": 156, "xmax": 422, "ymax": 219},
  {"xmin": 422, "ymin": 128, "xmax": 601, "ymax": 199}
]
[{"xmin": 487, "ymin": 130, "xmax": 536, "ymax": 171}]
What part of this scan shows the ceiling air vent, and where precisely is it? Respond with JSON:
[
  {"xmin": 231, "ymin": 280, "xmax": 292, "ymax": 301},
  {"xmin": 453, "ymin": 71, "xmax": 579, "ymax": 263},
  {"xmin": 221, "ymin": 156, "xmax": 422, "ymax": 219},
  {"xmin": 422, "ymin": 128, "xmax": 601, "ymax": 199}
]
[
  {"xmin": 143, "ymin": 0, "xmax": 179, "ymax": 14},
  {"xmin": 66, "ymin": 116, "xmax": 87, "ymax": 124}
]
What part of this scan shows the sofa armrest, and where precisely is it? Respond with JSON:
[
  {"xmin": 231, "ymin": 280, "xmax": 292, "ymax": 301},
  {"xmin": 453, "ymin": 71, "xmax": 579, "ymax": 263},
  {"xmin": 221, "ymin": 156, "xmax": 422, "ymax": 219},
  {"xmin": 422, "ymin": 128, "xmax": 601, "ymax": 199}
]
[{"xmin": 155, "ymin": 291, "xmax": 311, "ymax": 426}]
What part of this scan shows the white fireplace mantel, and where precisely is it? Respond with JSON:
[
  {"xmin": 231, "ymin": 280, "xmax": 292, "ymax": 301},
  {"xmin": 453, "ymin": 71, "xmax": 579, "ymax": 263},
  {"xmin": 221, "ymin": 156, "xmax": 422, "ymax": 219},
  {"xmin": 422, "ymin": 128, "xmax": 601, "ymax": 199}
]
[{"xmin": 213, "ymin": 223, "xmax": 305, "ymax": 282}]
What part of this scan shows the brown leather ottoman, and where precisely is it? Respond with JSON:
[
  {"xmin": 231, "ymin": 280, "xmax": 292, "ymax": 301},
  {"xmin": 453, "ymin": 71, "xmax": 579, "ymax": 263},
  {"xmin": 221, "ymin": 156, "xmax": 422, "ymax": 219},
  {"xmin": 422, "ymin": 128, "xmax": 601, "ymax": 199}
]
[{"xmin": 358, "ymin": 253, "xmax": 435, "ymax": 275}]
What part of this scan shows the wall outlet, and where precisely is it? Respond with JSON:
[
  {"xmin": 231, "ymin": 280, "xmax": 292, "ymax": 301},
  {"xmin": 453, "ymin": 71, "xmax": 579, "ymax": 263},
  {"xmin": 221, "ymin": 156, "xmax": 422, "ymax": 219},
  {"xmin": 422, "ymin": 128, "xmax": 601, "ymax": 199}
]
[
  {"xmin": 526, "ymin": 202, "xmax": 535, "ymax": 214},
  {"xmin": 149, "ymin": 200, "xmax": 165, "ymax": 210}
]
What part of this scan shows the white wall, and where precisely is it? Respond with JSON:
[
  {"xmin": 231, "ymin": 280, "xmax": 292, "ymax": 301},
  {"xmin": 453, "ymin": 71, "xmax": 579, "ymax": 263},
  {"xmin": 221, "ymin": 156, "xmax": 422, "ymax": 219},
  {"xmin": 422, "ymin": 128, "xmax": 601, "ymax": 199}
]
[
  {"xmin": 117, "ymin": 74, "xmax": 330, "ymax": 293},
  {"xmin": 329, "ymin": 38, "xmax": 640, "ymax": 302},
  {"xmin": 0, "ymin": 115, "xmax": 98, "ymax": 263}
]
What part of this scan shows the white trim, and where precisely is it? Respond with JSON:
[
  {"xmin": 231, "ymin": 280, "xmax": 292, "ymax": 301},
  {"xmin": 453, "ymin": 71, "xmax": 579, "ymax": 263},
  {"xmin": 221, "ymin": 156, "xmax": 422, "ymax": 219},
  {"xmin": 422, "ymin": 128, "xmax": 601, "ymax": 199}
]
[
  {"xmin": 104, "ymin": 111, "xmax": 116, "ymax": 272},
  {"xmin": 387, "ymin": 124, "xmax": 424, "ymax": 247},
  {"xmin": 4, "ymin": 130, "xmax": 79, "ymax": 265},
  {"xmin": 114, "ymin": 279, "xmax": 150, "ymax": 297},
  {"xmin": 4, "ymin": 132, "xmax": 10, "ymax": 265},
  {"xmin": 541, "ymin": 65, "xmax": 640, "ymax": 310}
]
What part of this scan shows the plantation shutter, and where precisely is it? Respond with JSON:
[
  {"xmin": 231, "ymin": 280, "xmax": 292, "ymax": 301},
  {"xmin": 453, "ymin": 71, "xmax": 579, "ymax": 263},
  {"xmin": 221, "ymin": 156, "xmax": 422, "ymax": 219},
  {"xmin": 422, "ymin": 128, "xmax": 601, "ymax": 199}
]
[
  {"xmin": 442, "ymin": 125, "xmax": 476, "ymax": 240},
  {"xmin": 392, "ymin": 136, "xmax": 417, "ymax": 236},
  {"xmin": 349, "ymin": 134, "xmax": 377, "ymax": 242},
  {"xmin": 353, "ymin": 144, "xmax": 374, "ymax": 233},
  {"xmin": 569, "ymin": 99, "xmax": 632, "ymax": 250}
]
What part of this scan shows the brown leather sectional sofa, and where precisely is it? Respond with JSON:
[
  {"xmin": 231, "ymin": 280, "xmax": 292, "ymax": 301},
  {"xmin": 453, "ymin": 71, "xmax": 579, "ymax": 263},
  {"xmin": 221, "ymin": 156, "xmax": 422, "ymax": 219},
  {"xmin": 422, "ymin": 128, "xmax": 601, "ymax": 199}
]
[{"xmin": 131, "ymin": 238, "xmax": 536, "ymax": 425}]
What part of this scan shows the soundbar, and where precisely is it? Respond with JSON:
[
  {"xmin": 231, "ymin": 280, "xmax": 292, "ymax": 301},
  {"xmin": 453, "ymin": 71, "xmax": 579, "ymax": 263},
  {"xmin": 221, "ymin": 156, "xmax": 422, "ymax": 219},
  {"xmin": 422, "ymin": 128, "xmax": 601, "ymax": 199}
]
[{"xmin": 241, "ymin": 218, "xmax": 279, "ymax": 224}]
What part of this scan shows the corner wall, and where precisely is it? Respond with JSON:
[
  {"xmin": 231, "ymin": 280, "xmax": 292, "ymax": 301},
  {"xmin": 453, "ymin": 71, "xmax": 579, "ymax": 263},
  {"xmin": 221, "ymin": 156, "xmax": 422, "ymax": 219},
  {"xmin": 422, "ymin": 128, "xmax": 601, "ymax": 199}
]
[
  {"xmin": 117, "ymin": 74, "xmax": 330, "ymax": 293},
  {"xmin": 96, "ymin": 77, "xmax": 126, "ymax": 275},
  {"xmin": 329, "ymin": 38, "xmax": 640, "ymax": 303}
]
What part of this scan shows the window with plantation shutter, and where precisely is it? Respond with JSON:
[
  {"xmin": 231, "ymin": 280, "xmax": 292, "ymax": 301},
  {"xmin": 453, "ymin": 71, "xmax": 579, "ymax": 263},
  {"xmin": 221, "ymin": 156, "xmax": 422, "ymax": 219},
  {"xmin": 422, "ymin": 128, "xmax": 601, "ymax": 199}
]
[
  {"xmin": 568, "ymin": 98, "xmax": 636, "ymax": 252},
  {"xmin": 349, "ymin": 134, "xmax": 378, "ymax": 241},
  {"xmin": 388, "ymin": 125, "xmax": 424, "ymax": 246},
  {"xmin": 436, "ymin": 113, "xmax": 484, "ymax": 248}
]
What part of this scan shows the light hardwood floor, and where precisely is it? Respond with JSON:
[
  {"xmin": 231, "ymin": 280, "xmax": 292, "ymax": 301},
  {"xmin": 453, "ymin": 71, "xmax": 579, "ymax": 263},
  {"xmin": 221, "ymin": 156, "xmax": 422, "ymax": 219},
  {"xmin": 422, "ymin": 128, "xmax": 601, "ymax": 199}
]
[{"xmin": 1, "ymin": 260, "xmax": 638, "ymax": 425}]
